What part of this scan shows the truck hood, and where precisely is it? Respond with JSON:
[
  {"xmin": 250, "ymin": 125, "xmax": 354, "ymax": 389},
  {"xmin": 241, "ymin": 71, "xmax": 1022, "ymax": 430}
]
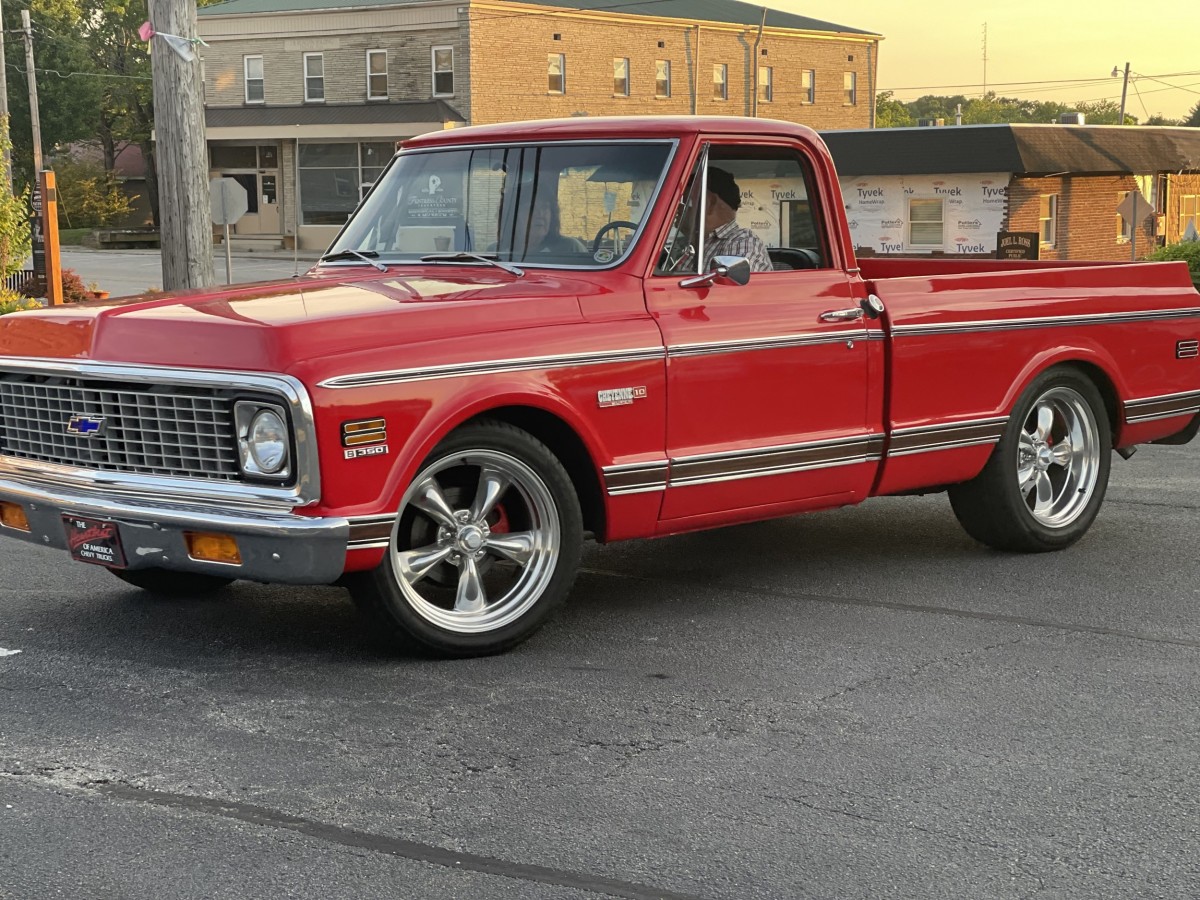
[{"xmin": 0, "ymin": 268, "xmax": 590, "ymax": 372}]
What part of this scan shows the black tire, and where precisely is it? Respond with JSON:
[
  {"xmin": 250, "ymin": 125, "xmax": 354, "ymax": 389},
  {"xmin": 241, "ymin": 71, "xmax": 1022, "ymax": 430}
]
[
  {"xmin": 948, "ymin": 367, "xmax": 1112, "ymax": 552},
  {"xmin": 110, "ymin": 568, "xmax": 235, "ymax": 596},
  {"xmin": 347, "ymin": 420, "xmax": 583, "ymax": 658}
]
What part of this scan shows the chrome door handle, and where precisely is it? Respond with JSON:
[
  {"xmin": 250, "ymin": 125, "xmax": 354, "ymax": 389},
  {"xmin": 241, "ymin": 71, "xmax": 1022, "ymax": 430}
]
[{"xmin": 819, "ymin": 307, "xmax": 865, "ymax": 322}]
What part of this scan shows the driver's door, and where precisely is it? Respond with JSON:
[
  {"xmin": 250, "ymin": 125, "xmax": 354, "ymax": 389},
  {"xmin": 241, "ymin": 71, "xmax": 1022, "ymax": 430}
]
[{"xmin": 647, "ymin": 140, "xmax": 881, "ymax": 526}]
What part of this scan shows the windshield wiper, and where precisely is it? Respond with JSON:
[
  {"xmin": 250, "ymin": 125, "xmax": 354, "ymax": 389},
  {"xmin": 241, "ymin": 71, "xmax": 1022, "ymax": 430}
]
[
  {"xmin": 319, "ymin": 249, "xmax": 387, "ymax": 271},
  {"xmin": 420, "ymin": 252, "xmax": 524, "ymax": 277}
]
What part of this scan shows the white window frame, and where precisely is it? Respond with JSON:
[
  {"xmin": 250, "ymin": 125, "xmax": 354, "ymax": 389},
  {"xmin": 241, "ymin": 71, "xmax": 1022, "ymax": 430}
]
[
  {"xmin": 243, "ymin": 55, "xmax": 264, "ymax": 104},
  {"xmin": 548, "ymin": 53, "xmax": 565, "ymax": 94},
  {"xmin": 432, "ymin": 45, "xmax": 454, "ymax": 97},
  {"xmin": 1040, "ymin": 193, "xmax": 1058, "ymax": 247},
  {"xmin": 908, "ymin": 197, "xmax": 944, "ymax": 248},
  {"xmin": 1180, "ymin": 194, "xmax": 1199, "ymax": 236},
  {"xmin": 844, "ymin": 71, "xmax": 857, "ymax": 105},
  {"xmin": 304, "ymin": 52, "xmax": 325, "ymax": 103},
  {"xmin": 655, "ymin": 59, "xmax": 671, "ymax": 98},
  {"xmin": 801, "ymin": 69, "xmax": 815, "ymax": 104},
  {"xmin": 1117, "ymin": 190, "xmax": 1132, "ymax": 242},
  {"xmin": 366, "ymin": 49, "xmax": 388, "ymax": 100},
  {"xmin": 758, "ymin": 65, "xmax": 772, "ymax": 103},
  {"xmin": 713, "ymin": 63, "xmax": 727, "ymax": 101},
  {"xmin": 613, "ymin": 57, "xmax": 629, "ymax": 97}
]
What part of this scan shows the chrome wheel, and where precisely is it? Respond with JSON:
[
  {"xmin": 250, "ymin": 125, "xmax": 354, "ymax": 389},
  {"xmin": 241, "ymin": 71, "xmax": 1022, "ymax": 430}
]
[
  {"xmin": 390, "ymin": 449, "xmax": 561, "ymax": 634},
  {"xmin": 1015, "ymin": 386, "xmax": 1101, "ymax": 528}
]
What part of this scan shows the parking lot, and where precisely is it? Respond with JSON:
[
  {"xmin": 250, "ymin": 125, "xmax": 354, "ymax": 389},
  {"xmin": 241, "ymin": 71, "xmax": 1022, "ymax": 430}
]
[{"xmin": 3, "ymin": 440, "xmax": 1200, "ymax": 898}]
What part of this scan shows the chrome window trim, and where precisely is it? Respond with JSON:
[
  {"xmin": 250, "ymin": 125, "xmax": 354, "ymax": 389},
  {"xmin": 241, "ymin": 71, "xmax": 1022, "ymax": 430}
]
[
  {"xmin": 319, "ymin": 346, "xmax": 666, "ymax": 389},
  {"xmin": 892, "ymin": 307, "xmax": 1200, "ymax": 338},
  {"xmin": 0, "ymin": 358, "xmax": 320, "ymax": 509},
  {"xmin": 320, "ymin": 139, "xmax": 680, "ymax": 273}
]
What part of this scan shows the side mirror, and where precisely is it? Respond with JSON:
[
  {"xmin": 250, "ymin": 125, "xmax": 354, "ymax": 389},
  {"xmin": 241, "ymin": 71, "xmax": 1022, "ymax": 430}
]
[{"xmin": 679, "ymin": 255, "xmax": 752, "ymax": 289}]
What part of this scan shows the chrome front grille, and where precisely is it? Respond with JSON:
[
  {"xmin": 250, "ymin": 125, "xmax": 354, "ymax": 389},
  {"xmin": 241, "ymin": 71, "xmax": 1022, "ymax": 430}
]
[{"xmin": 0, "ymin": 375, "xmax": 242, "ymax": 480}]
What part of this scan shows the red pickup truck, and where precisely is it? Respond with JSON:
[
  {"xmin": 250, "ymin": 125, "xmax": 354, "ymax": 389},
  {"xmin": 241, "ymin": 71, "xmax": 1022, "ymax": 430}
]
[{"xmin": 1, "ymin": 117, "xmax": 1197, "ymax": 656}]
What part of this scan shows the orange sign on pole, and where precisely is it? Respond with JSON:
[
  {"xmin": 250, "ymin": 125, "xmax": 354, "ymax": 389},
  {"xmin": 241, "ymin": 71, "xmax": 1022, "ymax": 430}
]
[{"xmin": 39, "ymin": 170, "xmax": 62, "ymax": 306}]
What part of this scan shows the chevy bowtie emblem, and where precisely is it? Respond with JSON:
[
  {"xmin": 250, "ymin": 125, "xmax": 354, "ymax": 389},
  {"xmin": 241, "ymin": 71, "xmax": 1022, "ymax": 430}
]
[{"xmin": 66, "ymin": 415, "xmax": 106, "ymax": 436}]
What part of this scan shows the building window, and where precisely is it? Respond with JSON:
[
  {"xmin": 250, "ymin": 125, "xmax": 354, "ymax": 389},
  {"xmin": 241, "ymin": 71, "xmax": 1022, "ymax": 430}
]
[
  {"xmin": 758, "ymin": 66, "xmax": 772, "ymax": 103},
  {"xmin": 909, "ymin": 198, "xmax": 944, "ymax": 247},
  {"xmin": 548, "ymin": 53, "xmax": 565, "ymax": 94},
  {"xmin": 843, "ymin": 71, "xmax": 857, "ymax": 105},
  {"xmin": 304, "ymin": 53, "xmax": 324, "ymax": 102},
  {"xmin": 613, "ymin": 57, "xmax": 629, "ymax": 96},
  {"xmin": 1179, "ymin": 195, "xmax": 1198, "ymax": 236},
  {"xmin": 713, "ymin": 63, "xmax": 727, "ymax": 101},
  {"xmin": 801, "ymin": 69, "xmax": 814, "ymax": 104},
  {"xmin": 1117, "ymin": 191, "xmax": 1132, "ymax": 241},
  {"xmin": 366, "ymin": 50, "xmax": 388, "ymax": 100},
  {"xmin": 243, "ymin": 55, "xmax": 264, "ymax": 104},
  {"xmin": 432, "ymin": 46, "xmax": 454, "ymax": 96},
  {"xmin": 299, "ymin": 141, "xmax": 396, "ymax": 225},
  {"xmin": 1040, "ymin": 193, "xmax": 1058, "ymax": 247},
  {"xmin": 655, "ymin": 59, "xmax": 671, "ymax": 98}
]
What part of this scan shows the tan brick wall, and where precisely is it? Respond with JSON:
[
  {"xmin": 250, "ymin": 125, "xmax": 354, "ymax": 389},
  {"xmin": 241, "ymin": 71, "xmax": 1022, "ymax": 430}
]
[
  {"xmin": 467, "ymin": 6, "xmax": 876, "ymax": 128},
  {"xmin": 1164, "ymin": 173, "xmax": 1200, "ymax": 244},
  {"xmin": 202, "ymin": 24, "xmax": 468, "ymax": 109},
  {"xmin": 1007, "ymin": 175, "xmax": 1155, "ymax": 261}
]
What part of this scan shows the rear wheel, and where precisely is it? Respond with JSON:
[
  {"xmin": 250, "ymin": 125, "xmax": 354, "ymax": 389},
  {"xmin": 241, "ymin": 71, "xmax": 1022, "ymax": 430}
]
[
  {"xmin": 110, "ymin": 568, "xmax": 235, "ymax": 596},
  {"xmin": 348, "ymin": 421, "xmax": 583, "ymax": 657},
  {"xmin": 949, "ymin": 368, "xmax": 1111, "ymax": 552}
]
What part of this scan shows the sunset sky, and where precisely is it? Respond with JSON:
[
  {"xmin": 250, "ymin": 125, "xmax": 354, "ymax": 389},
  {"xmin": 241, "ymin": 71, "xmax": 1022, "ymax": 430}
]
[{"xmin": 772, "ymin": 1, "xmax": 1200, "ymax": 121}]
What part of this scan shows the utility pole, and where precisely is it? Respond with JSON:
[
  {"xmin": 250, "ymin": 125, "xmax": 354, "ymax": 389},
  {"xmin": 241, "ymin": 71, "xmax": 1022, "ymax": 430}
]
[
  {"xmin": 148, "ymin": 0, "xmax": 215, "ymax": 290},
  {"xmin": 1118, "ymin": 62, "xmax": 1130, "ymax": 125},
  {"xmin": 981, "ymin": 23, "xmax": 988, "ymax": 94},
  {"xmin": 0, "ymin": 0, "xmax": 11, "ymax": 189},
  {"xmin": 20, "ymin": 9, "xmax": 41, "ymax": 175}
]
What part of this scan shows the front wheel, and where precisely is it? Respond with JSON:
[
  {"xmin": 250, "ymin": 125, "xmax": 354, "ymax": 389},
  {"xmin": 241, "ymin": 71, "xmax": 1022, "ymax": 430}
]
[
  {"xmin": 948, "ymin": 368, "xmax": 1112, "ymax": 552},
  {"xmin": 348, "ymin": 421, "xmax": 583, "ymax": 657}
]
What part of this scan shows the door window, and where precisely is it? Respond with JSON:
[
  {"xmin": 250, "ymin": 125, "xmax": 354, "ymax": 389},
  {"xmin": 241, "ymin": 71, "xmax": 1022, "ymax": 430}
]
[{"xmin": 656, "ymin": 144, "xmax": 829, "ymax": 275}]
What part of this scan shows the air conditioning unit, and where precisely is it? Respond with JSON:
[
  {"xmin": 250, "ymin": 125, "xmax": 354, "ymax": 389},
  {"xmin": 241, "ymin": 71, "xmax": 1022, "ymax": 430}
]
[
  {"xmin": 917, "ymin": 118, "xmax": 945, "ymax": 127},
  {"xmin": 1059, "ymin": 112, "xmax": 1086, "ymax": 125}
]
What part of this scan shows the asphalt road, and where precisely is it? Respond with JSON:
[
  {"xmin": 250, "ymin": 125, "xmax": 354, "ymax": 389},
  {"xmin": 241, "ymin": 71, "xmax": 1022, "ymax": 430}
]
[
  {"xmin": 60, "ymin": 248, "xmax": 313, "ymax": 299},
  {"xmin": 3, "ymin": 442, "xmax": 1200, "ymax": 899}
]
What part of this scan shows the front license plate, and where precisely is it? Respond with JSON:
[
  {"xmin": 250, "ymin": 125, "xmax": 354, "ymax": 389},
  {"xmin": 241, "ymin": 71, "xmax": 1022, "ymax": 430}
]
[{"xmin": 62, "ymin": 514, "xmax": 126, "ymax": 569}]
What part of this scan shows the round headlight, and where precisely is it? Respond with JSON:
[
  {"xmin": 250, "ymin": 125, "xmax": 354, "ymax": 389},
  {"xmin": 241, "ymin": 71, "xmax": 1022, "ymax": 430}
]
[{"xmin": 248, "ymin": 409, "xmax": 288, "ymax": 474}]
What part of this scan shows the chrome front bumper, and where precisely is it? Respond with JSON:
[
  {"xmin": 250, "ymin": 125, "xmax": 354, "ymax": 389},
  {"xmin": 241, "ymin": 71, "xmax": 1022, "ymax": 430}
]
[{"xmin": 0, "ymin": 475, "xmax": 349, "ymax": 584}]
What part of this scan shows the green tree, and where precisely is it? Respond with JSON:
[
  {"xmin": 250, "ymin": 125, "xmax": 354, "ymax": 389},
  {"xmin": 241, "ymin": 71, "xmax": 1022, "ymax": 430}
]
[
  {"xmin": 874, "ymin": 91, "xmax": 913, "ymax": 128},
  {"xmin": 0, "ymin": 121, "xmax": 32, "ymax": 280},
  {"xmin": 1184, "ymin": 100, "xmax": 1200, "ymax": 128},
  {"xmin": 53, "ymin": 156, "xmax": 135, "ymax": 228}
]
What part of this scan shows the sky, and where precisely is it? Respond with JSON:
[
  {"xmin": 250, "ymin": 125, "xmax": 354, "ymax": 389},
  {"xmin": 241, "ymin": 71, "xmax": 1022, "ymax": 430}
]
[{"xmin": 771, "ymin": 1, "xmax": 1200, "ymax": 121}]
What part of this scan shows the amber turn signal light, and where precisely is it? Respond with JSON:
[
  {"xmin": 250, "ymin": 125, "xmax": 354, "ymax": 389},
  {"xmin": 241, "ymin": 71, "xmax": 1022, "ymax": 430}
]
[
  {"xmin": 0, "ymin": 501, "xmax": 30, "ymax": 532},
  {"xmin": 185, "ymin": 531, "xmax": 242, "ymax": 565}
]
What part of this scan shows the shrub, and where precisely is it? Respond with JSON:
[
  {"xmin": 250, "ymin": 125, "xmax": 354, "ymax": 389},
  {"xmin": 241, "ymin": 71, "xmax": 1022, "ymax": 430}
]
[
  {"xmin": 18, "ymin": 267, "xmax": 96, "ymax": 303},
  {"xmin": 0, "ymin": 287, "xmax": 40, "ymax": 315},
  {"xmin": 1147, "ymin": 241, "xmax": 1200, "ymax": 283}
]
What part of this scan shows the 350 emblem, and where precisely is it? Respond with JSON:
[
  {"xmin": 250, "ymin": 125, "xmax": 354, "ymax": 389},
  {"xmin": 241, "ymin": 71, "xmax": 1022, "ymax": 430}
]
[{"xmin": 345, "ymin": 444, "xmax": 389, "ymax": 460}]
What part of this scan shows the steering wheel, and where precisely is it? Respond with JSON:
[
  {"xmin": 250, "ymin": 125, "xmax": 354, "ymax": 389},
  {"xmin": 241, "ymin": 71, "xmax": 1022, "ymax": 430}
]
[{"xmin": 592, "ymin": 220, "xmax": 640, "ymax": 255}]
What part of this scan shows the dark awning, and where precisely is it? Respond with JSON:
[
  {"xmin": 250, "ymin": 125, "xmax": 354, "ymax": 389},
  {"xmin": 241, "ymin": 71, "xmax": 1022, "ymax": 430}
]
[{"xmin": 821, "ymin": 124, "xmax": 1200, "ymax": 176}]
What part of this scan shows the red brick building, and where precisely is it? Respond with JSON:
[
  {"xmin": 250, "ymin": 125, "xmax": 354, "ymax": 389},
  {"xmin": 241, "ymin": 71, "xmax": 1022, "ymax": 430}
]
[{"xmin": 198, "ymin": 0, "xmax": 882, "ymax": 250}]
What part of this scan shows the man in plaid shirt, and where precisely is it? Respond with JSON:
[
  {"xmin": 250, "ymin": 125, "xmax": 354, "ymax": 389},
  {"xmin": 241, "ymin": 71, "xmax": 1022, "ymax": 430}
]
[{"xmin": 702, "ymin": 167, "xmax": 773, "ymax": 273}]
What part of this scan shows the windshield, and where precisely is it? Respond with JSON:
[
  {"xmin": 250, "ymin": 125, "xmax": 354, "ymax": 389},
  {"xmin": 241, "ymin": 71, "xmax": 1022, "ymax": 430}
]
[{"xmin": 326, "ymin": 141, "xmax": 674, "ymax": 268}]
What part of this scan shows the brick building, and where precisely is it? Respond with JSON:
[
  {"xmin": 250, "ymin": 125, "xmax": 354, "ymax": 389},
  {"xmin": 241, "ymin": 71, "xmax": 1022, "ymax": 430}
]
[
  {"xmin": 197, "ymin": 0, "xmax": 881, "ymax": 250},
  {"xmin": 821, "ymin": 124, "xmax": 1200, "ymax": 261}
]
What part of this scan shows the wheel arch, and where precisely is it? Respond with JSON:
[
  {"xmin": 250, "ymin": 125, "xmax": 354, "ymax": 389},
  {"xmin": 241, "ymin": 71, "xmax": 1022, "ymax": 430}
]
[
  {"xmin": 1001, "ymin": 348, "xmax": 1126, "ymax": 444},
  {"xmin": 458, "ymin": 405, "xmax": 607, "ymax": 542},
  {"xmin": 375, "ymin": 386, "xmax": 611, "ymax": 542}
]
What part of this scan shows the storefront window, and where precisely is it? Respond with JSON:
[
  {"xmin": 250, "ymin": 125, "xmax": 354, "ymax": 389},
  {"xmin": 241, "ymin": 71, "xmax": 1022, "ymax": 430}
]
[{"xmin": 299, "ymin": 142, "xmax": 398, "ymax": 225}]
